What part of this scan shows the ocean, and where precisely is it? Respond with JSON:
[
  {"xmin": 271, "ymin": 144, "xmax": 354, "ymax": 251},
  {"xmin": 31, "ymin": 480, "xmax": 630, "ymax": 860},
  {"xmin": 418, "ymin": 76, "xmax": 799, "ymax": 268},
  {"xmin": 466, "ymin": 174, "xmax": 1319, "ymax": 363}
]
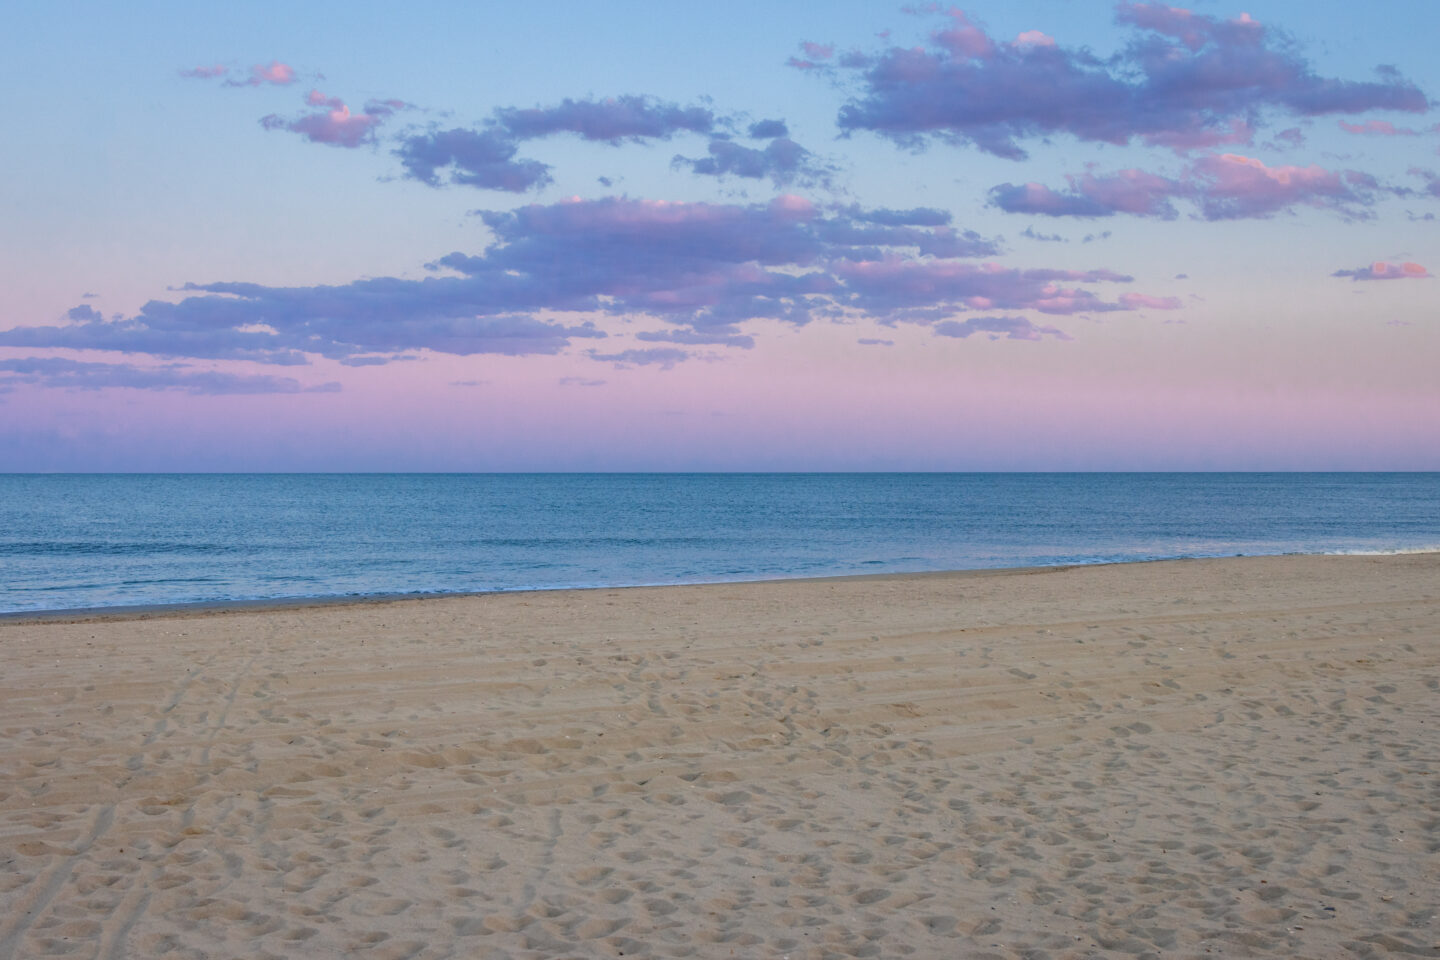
[{"xmin": 1, "ymin": 473, "xmax": 1436, "ymax": 614}]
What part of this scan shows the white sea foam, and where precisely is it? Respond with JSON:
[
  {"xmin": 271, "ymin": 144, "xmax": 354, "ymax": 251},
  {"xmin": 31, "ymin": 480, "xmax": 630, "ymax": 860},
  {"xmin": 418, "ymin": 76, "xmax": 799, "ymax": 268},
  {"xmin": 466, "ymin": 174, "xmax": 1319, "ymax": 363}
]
[{"xmin": 1325, "ymin": 546, "xmax": 1440, "ymax": 556}]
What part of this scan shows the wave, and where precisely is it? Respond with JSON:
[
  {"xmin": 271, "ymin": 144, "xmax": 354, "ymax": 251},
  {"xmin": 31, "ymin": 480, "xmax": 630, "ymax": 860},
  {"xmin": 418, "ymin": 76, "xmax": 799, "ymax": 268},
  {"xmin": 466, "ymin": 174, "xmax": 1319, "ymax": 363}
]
[
  {"xmin": 0, "ymin": 541, "xmax": 236, "ymax": 557},
  {"xmin": 1324, "ymin": 546, "xmax": 1440, "ymax": 556}
]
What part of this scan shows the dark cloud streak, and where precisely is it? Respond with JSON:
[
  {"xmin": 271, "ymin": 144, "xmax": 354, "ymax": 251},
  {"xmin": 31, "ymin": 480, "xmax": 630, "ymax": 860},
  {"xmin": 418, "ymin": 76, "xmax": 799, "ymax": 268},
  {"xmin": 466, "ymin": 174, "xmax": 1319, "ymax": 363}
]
[
  {"xmin": 672, "ymin": 137, "xmax": 831, "ymax": 187},
  {"xmin": 493, "ymin": 95, "xmax": 715, "ymax": 144},
  {"xmin": 0, "ymin": 357, "xmax": 339, "ymax": 395}
]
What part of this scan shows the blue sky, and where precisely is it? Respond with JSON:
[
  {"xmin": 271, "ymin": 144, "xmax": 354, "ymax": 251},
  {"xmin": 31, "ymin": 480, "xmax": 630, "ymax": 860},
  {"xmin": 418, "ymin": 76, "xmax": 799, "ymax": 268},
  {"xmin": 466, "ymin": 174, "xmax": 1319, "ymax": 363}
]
[{"xmin": 1, "ymin": 1, "xmax": 1437, "ymax": 470}]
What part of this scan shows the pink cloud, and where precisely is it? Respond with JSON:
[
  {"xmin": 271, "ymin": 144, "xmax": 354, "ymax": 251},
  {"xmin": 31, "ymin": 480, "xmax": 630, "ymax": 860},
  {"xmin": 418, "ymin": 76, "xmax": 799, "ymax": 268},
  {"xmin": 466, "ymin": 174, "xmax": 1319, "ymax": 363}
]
[
  {"xmin": 1013, "ymin": 30, "xmax": 1056, "ymax": 48},
  {"xmin": 223, "ymin": 60, "xmax": 298, "ymax": 88},
  {"xmin": 261, "ymin": 99, "xmax": 382, "ymax": 148},
  {"xmin": 1119, "ymin": 293, "xmax": 1183, "ymax": 310},
  {"xmin": 1193, "ymin": 153, "xmax": 1357, "ymax": 219},
  {"xmin": 933, "ymin": 10, "xmax": 995, "ymax": 59},
  {"xmin": 991, "ymin": 170, "xmax": 1183, "ymax": 219},
  {"xmin": 262, "ymin": 92, "xmax": 408, "ymax": 148},
  {"xmin": 1076, "ymin": 169, "xmax": 1185, "ymax": 217},
  {"xmin": 788, "ymin": 41, "xmax": 836, "ymax": 71},
  {"xmin": 1114, "ymin": 3, "xmax": 1213, "ymax": 50},
  {"xmin": 1332, "ymin": 261, "xmax": 1431, "ymax": 281},
  {"xmin": 770, "ymin": 193, "xmax": 817, "ymax": 220},
  {"xmin": 1143, "ymin": 118, "xmax": 1254, "ymax": 153},
  {"xmin": 993, "ymin": 154, "xmax": 1392, "ymax": 221},
  {"xmin": 1338, "ymin": 119, "xmax": 1422, "ymax": 136},
  {"xmin": 251, "ymin": 60, "xmax": 295, "ymax": 85}
]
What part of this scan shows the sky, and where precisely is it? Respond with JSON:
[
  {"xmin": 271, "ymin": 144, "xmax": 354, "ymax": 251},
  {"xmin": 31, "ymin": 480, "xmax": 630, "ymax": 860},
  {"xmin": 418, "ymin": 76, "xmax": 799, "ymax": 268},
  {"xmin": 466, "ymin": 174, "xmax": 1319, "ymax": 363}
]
[{"xmin": 1, "ymin": 0, "xmax": 1437, "ymax": 471}]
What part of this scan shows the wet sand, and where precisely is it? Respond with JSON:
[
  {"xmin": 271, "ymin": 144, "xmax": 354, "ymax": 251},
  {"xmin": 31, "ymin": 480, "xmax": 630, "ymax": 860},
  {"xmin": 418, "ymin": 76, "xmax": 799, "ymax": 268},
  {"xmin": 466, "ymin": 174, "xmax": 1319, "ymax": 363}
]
[{"xmin": 1, "ymin": 554, "xmax": 1437, "ymax": 959}]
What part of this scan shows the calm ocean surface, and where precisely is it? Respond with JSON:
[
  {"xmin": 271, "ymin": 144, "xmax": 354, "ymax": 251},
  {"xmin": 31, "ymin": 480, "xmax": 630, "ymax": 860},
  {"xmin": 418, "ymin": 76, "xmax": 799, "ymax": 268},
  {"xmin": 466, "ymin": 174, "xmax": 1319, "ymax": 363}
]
[{"xmin": 1, "ymin": 473, "xmax": 1436, "ymax": 614}]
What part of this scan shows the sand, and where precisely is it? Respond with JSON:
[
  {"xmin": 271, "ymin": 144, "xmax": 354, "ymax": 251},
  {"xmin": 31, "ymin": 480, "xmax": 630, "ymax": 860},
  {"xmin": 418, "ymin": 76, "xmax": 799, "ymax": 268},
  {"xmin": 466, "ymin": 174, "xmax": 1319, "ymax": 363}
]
[{"xmin": 0, "ymin": 554, "xmax": 1437, "ymax": 960}]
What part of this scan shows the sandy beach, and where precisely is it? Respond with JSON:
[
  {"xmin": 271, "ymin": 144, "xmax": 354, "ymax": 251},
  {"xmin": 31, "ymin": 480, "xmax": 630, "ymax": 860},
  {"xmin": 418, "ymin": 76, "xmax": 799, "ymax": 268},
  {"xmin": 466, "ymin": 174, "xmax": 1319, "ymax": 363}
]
[{"xmin": 1, "ymin": 553, "xmax": 1436, "ymax": 959}]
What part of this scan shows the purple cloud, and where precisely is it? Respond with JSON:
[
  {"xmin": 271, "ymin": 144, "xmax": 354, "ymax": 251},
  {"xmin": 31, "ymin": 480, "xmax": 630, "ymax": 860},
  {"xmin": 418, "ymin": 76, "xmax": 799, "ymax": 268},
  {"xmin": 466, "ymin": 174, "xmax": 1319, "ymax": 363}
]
[
  {"xmin": 338, "ymin": 354, "xmax": 417, "ymax": 367},
  {"xmin": 1338, "ymin": 120, "xmax": 1429, "ymax": 136},
  {"xmin": 454, "ymin": 195, "xmax": 1002, "ymax": 324},
  {"xmin": 857, "ymin": 337, "xmax": 894, "ymax": 346},
  {"xmin": 261, "ymin": 91, "xmax": 407, "ymax": 148},
  {"xmin": 1272, "ymin": 127, "xmax": 1306, "ymax": 148},
  {"xmin": 0, "ymin": 304, "xmax": 309, "ymax": 365},
  {"xmin": 589, "ymin": 347, "xmax": 691, "ymax": 369},
  {"xmin": 0, "ymin": 297, "xmax": 605, "ymax": 365},
  {"xmin": 933, "ymin": 316, "xmax": 1071, "ymax": 341},
  {"xmin": 992, "ymin": 170, "xmax": 1183, "ymax": 219},
  {"xmin": 836, "ymin": 259, "xmax": 1144, "ymax": 317},
  {"xmin": 493, "ymin": 95, "xmax": 714, "ymax": 144},
  {"xmin": 2, "ymin": 195, "xmax": 1169, "ymax": 366},
  {"xmin": 819, "ymin": 5, "xmax": 1427, "ymax": 159},
  {"xmin": 844, "ymin": 205, "xmax": 952, "ymax": 227},
  {"xmin": 450, "ymin": 195, "xmax": 849, "ymax": 328},
  {"xmin": 396, "ymin": 95, "xmax": 716, "ymax": 192},
  {"xmin": 0, "ymin": 357, "xmax": 339, "ymax": 395},
  {"xmin": 636, "ymin": 329, "xmax": 755, "ymax": 348},
  {"xmin": 1020, "ymin": 226, "xmax": 1066, "ymax": 242},
  {"xmin": 789, "ymin": 41, "xmax": 836, "ymax": 70},
  {"xmin": 1332, "ymin": 261, "xmax": 1430, "ymax": 281},
  {"xmin": 673, "ymin": 137, "xmax": 831, "ymax": 186},
  {"xmin": 992, "ymin": 154, "xmax": 1395, "ymax": 221},
  {"xmin": 1119, "ymin": 293, "xmax": 1183, "ymax": 310},
  {"xmin": 1191, "ymin": 154, "xmax": 1384, "ymax": 220},
  {"xmin": 396, "ymin": 128, "xmax": 552, "ymax": 191},
  {"xmin": 748, "ymin": 119, "xmax": 790, "ymax": 139},
  {"xmin": 1410, "ymin": 168, "xmax": 1440, "ymax": 198}
]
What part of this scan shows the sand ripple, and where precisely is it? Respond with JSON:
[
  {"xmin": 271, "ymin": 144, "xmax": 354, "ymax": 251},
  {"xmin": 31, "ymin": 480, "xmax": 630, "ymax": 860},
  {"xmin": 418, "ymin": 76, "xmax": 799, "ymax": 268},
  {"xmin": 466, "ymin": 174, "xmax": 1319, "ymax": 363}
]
[{"xmin": 1, "ymin": 555, "xmax": 1437, "ymax": 958}]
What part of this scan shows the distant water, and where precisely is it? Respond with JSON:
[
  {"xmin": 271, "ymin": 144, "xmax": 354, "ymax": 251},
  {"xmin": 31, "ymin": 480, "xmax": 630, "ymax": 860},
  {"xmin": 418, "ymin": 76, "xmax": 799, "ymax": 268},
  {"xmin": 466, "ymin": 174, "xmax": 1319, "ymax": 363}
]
[{"xmin": 1, "ymin": 473, "xmax": 1436, "ymax": 614}]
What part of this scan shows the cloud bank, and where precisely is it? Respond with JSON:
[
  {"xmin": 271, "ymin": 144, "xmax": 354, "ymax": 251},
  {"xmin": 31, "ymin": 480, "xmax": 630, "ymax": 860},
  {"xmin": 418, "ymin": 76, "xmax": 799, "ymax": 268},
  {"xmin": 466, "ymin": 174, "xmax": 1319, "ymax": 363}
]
[
  {"xmin": 811, "ymin": 4, "xmax": 1426, "ymax": 160},
  {"xmin": 3, "ymin": 197, "xmax": 1177, "ymax": 365}
]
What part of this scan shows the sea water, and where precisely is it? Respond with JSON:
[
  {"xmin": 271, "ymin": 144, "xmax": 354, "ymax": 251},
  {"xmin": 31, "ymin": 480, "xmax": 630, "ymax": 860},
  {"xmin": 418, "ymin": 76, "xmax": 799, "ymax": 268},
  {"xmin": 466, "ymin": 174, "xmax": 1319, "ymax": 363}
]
[{"xmin": 1, "ymin": 473, "xmax": 1436, "ymax": 614}]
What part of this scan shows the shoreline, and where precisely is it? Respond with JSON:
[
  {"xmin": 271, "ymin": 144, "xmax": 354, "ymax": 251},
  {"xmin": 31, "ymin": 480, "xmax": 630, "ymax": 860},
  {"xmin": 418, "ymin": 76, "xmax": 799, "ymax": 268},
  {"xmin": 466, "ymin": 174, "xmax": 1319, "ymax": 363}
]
[
  {"xmin": 3, "ymin": 553, "xmax": 1437, "ymax": 958},
  {"xmin": 5, "ymin": 547, "xmax": 1438, "ymax": 623}
]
